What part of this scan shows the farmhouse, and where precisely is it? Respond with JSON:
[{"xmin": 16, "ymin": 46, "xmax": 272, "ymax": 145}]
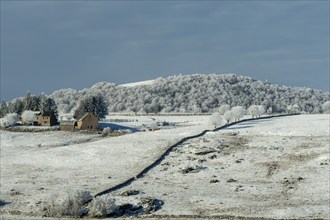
[
  {"xmin": 59, "ymin": 114, "xmax": 76, "ymax": 131},
  {"xmin": 77, "ymin": 112, "xmax": 99, "ymax": 130},
  {"xmin": 37, "ymin": 112, "xmax": 57, "ymax": 126}
]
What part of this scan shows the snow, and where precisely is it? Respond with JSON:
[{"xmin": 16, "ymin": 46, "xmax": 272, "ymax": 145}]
[
  {"xmin": 111, "ymin": 114, "xmax": 330, "ymax": 219},
  {"xmin": 223, "ymin": 114, "xmax": 329, "ymax": 136},
  {"xmin": 0, "ymin": 115, "xmax": 210, "ymax": 216},
  {"xmin": 118, "ymin": 79, "xmax": 157, "ymax": 88},
  {"xmin": 0, "ymin": 114, "xmax": 329, "ymax": 219}
]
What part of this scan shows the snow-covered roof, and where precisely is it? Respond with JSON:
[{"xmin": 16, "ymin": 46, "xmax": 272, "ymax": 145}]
[{"xmin": 59, "ymin": 114, "xmax": 75, "ymax": 122}]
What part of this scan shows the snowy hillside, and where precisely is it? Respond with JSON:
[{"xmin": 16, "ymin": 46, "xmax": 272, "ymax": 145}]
[
  {"xmin": 0, "ymin": 73, "xmax": 318, "ymax": 116},
  {"xmin": 1, "ymin": 114, "xmax": 329, "ymax": 218},
  {"xmin": 49, "ymin": 73, "xmax": 329, "ymax": 115},
  {"xmin": 114, "ymin": 114, "xmax": 330, "ymax": 219}
]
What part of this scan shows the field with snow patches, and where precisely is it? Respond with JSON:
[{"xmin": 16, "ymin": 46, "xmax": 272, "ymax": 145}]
[{"xmin": 0, "ymin": 114, "xmax": 329, "ymax": 219}]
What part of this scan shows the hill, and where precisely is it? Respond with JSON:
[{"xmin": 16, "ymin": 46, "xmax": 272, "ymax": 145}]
[{"xmin": 49, "ymin": 73, "xmax": 329, "ymax": 114}]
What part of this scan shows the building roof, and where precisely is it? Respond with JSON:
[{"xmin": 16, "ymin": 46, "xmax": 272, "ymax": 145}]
[
  {"xmin": 60, "ymin": 121, "xmax": 76, "ymax": 126},
  {"xmin": 59, "ymin": 114, "xmax": 75, "ymax": 122},
  {"xmin": 78, "ymin": 112, "xmax": 96, "ymax": 122},
  {"xmin": 38, "ymin": 111, "xmax": 56, "ymax": 117}
]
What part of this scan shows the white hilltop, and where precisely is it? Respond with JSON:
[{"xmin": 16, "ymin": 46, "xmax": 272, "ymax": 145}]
[{"xmin": 118, "ymin": 79, "xmax": 157, "ymax": 88}]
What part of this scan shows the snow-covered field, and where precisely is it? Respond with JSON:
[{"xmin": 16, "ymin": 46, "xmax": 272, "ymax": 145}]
[
  {"xmin": 0, "ymin": 114, "xmax": 329, "ymax": 219},
  {"xmin": 0, "ymin": 116, "xmax": 210, "ymax": 217},
  {"xmin": 114, "ymin": 114, "xmax": 329, "ymax": 219}
]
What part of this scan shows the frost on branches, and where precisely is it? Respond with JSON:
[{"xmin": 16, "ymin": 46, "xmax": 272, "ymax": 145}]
[
  {"xmin": 2, "ymin": 74, "xmax": 329, "ymax": 115},
  {"xmin": 74, "ymin": 94, "xmax": 108, "ymax": 120},
  {"xmin": 0, "ymin": 113, "xmax": 19, "ymax": 128},
  {"xmin": 21, "ymin": 110, "xmax": 38, "ymax": 125}
]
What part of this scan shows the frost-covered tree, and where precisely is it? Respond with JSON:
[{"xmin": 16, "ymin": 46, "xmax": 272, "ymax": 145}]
[
  {"xmin": 210, "ymin": 112, "xmax": 223, "ymax": 128},
  {"xmin": 0, "ymin": 113, "xmax": 19, "ymax": 128},
  {"xmin": 322, "ymin": 101, "xmax": 330, "ymax": 114},
  {"xmin": 257, "ymin": 105, "xmax": 265, "ymax": 116},
  {"xmin": 8, "ymin": 99, "xmax": 24, "ymax": 115},
  {"xmin": 39, "ymin": 94, "xmax": 58, "ymax": 116},
  {"xmin": 287, "ymin": 104, "xmax": 300, "ymax": 114},
  {"xmin": 0, "ymin": 101, "xmax": 8, "ymax": 118},
  {"xmin": 248, "ymin": 105, "xmax": 258, "ymax": 118},
  {"xmin": 21, "ymin": 110, "xmax": 37, "ymax": 125},
  {"xmin": 4, "ymin": 74, "xmax": 330, "ymax": 115},
  {"xmin": 219, "ymin": 104, "xmax": 230, "ymax": 115},
  {"xmin": 248, "ymin": 105, "xmax": 264, "ymax": 118},
  {"xmin": 50, "ymin": 88, "xmax": 80, "ymax": 114},
  {"xmin": 231, "ymin": 106, "xmax": 246, "ymax": 121},
  {"xmin": 267, "ymin": 107, "xmax": 273, "ymax": 115},
  {"xmin": 74, "ymin": 94, "xmax": 108, "ymax": 119},
  {"xmin": 24, "ymin": 92, "xmax": 40, "ymax": 111},
  {"xmin": 223, "ymin": 110, "xmax": 233, "ymax": 124}
]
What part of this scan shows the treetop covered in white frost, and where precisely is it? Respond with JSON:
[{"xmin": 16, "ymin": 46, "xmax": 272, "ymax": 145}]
[{"xmin": 3, "ymin": 73, "xmax": 330, "ymax": 115}]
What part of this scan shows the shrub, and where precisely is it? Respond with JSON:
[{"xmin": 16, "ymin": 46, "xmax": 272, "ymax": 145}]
[
  {"xmin": 45, "ymin": 190, "xmax": 92, "ymax": 217},
  {"xmin": 102, "ymin": 127, "xmax": 112, "ymax": 136},
  {"xmin": 322, "ymin": 101, "xmax": 330, "ymax": 114},
  {"xmin": 0, "ymin": 113, "xmax": 19, "ymax": 128},
  {"xmin": 21, "ymin": 110, "xmax": 37, "ymax": 125},
  {"xmin": 88, "ymin": 194, "xmax": 117, "ymax": 218}
]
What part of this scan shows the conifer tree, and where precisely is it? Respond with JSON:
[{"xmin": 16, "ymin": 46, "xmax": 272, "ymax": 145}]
[
  {"xmin": 39, "ymin": 94, "xmax": 58, "ymax": 116},
  {"xmin": 74, "ymin": 94, "xmax": 108, "ymax": 119}
]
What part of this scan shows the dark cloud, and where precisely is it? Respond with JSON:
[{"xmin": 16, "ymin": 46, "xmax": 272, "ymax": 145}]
[{"xmin": 1, "ymin": 1, "xmax": 329, "ymax": 100}]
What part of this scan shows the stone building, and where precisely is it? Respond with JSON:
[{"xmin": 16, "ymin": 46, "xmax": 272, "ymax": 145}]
[
  {"xmin": 77, "ymin": 112, "xmax": 99, "ymax": 130},
  {"xmin": 37, "ymin": 112, "xmax": 57, "ymax": 126}
]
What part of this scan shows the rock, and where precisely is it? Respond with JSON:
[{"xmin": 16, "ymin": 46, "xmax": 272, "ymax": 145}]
[
  {"xmin": 180, "ymin": 165, "xmax": 206, "ymax": 174},
  {"xmin": 297, "ymin": 177, "xmax": 304, "ymax": 181},
  {"xmin": 9, "ymin": 189, "xmax": 21, "ymax": 196},
  {"xmin": 209, "ymin": 154, "xmax": 217, "ymax": 159},
  {"xmin": 236, "ymin": 159, "xmax": 244, "ymax": 163},
  {"xmin": 193, "ymin": 147, "xmax": 217, "ymax": 155},
  {"xmin": 139, "ymin": 198, "xmax": 164, "ymax": 214},
  {"xmin": 181, "ymin": 167, "xmax": 198, "ymax": 174},
  {"xmin": 115, "ymin": 203, "xmax": 142, "ymax": 216},
  {"xmin": 235, "ymin": 185, "xmax": 244, "ymax": 192},
  {"xmin": 120, "ymin": 190, "xmax": 140, "ymax": 196},
  {"xmin": 209, "ymin": 179, "xmax": 219, "ymax": 183},
  {"xmin": 227, "ymin": 178, "xmax": 238, "ymax": 183}
]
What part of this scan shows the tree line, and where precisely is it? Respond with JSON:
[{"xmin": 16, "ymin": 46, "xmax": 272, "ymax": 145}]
[
  {"xmin": 1, "ymin": 74, "xmax": 330, "ymax": 119},
  {"xmin": 0, "ymin": 91, "xmax": 108, "ymax": 127},
  {"xmin": 50, "ymin": 74, "xmax": 329, "ymax": 115},
  {"xmin": 0, "ymin": 92, "xmax": 58, "ymax": 118}
]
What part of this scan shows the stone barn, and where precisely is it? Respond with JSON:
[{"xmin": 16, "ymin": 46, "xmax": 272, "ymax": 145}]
[
  {"xmin": 37, "ymin": 112, "xmax": 57, "ymax": 126},
  {"xmin": 77, "ymin": 112, "xmax": 99, "ymax": 130},
  {"xmin": 59, "ymin": 114, "xmax": 76, "ymax": 131}
]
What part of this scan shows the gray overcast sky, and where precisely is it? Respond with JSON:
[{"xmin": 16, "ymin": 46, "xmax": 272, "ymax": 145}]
[{"xmin": 1, "ymin": 1, "xmax": 329, "ymax": 101}]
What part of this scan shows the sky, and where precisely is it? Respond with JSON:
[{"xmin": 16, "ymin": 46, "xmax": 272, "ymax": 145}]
[{"xmin": 1, "ymin": 1, "xmax": 329, "ymax": 101}]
